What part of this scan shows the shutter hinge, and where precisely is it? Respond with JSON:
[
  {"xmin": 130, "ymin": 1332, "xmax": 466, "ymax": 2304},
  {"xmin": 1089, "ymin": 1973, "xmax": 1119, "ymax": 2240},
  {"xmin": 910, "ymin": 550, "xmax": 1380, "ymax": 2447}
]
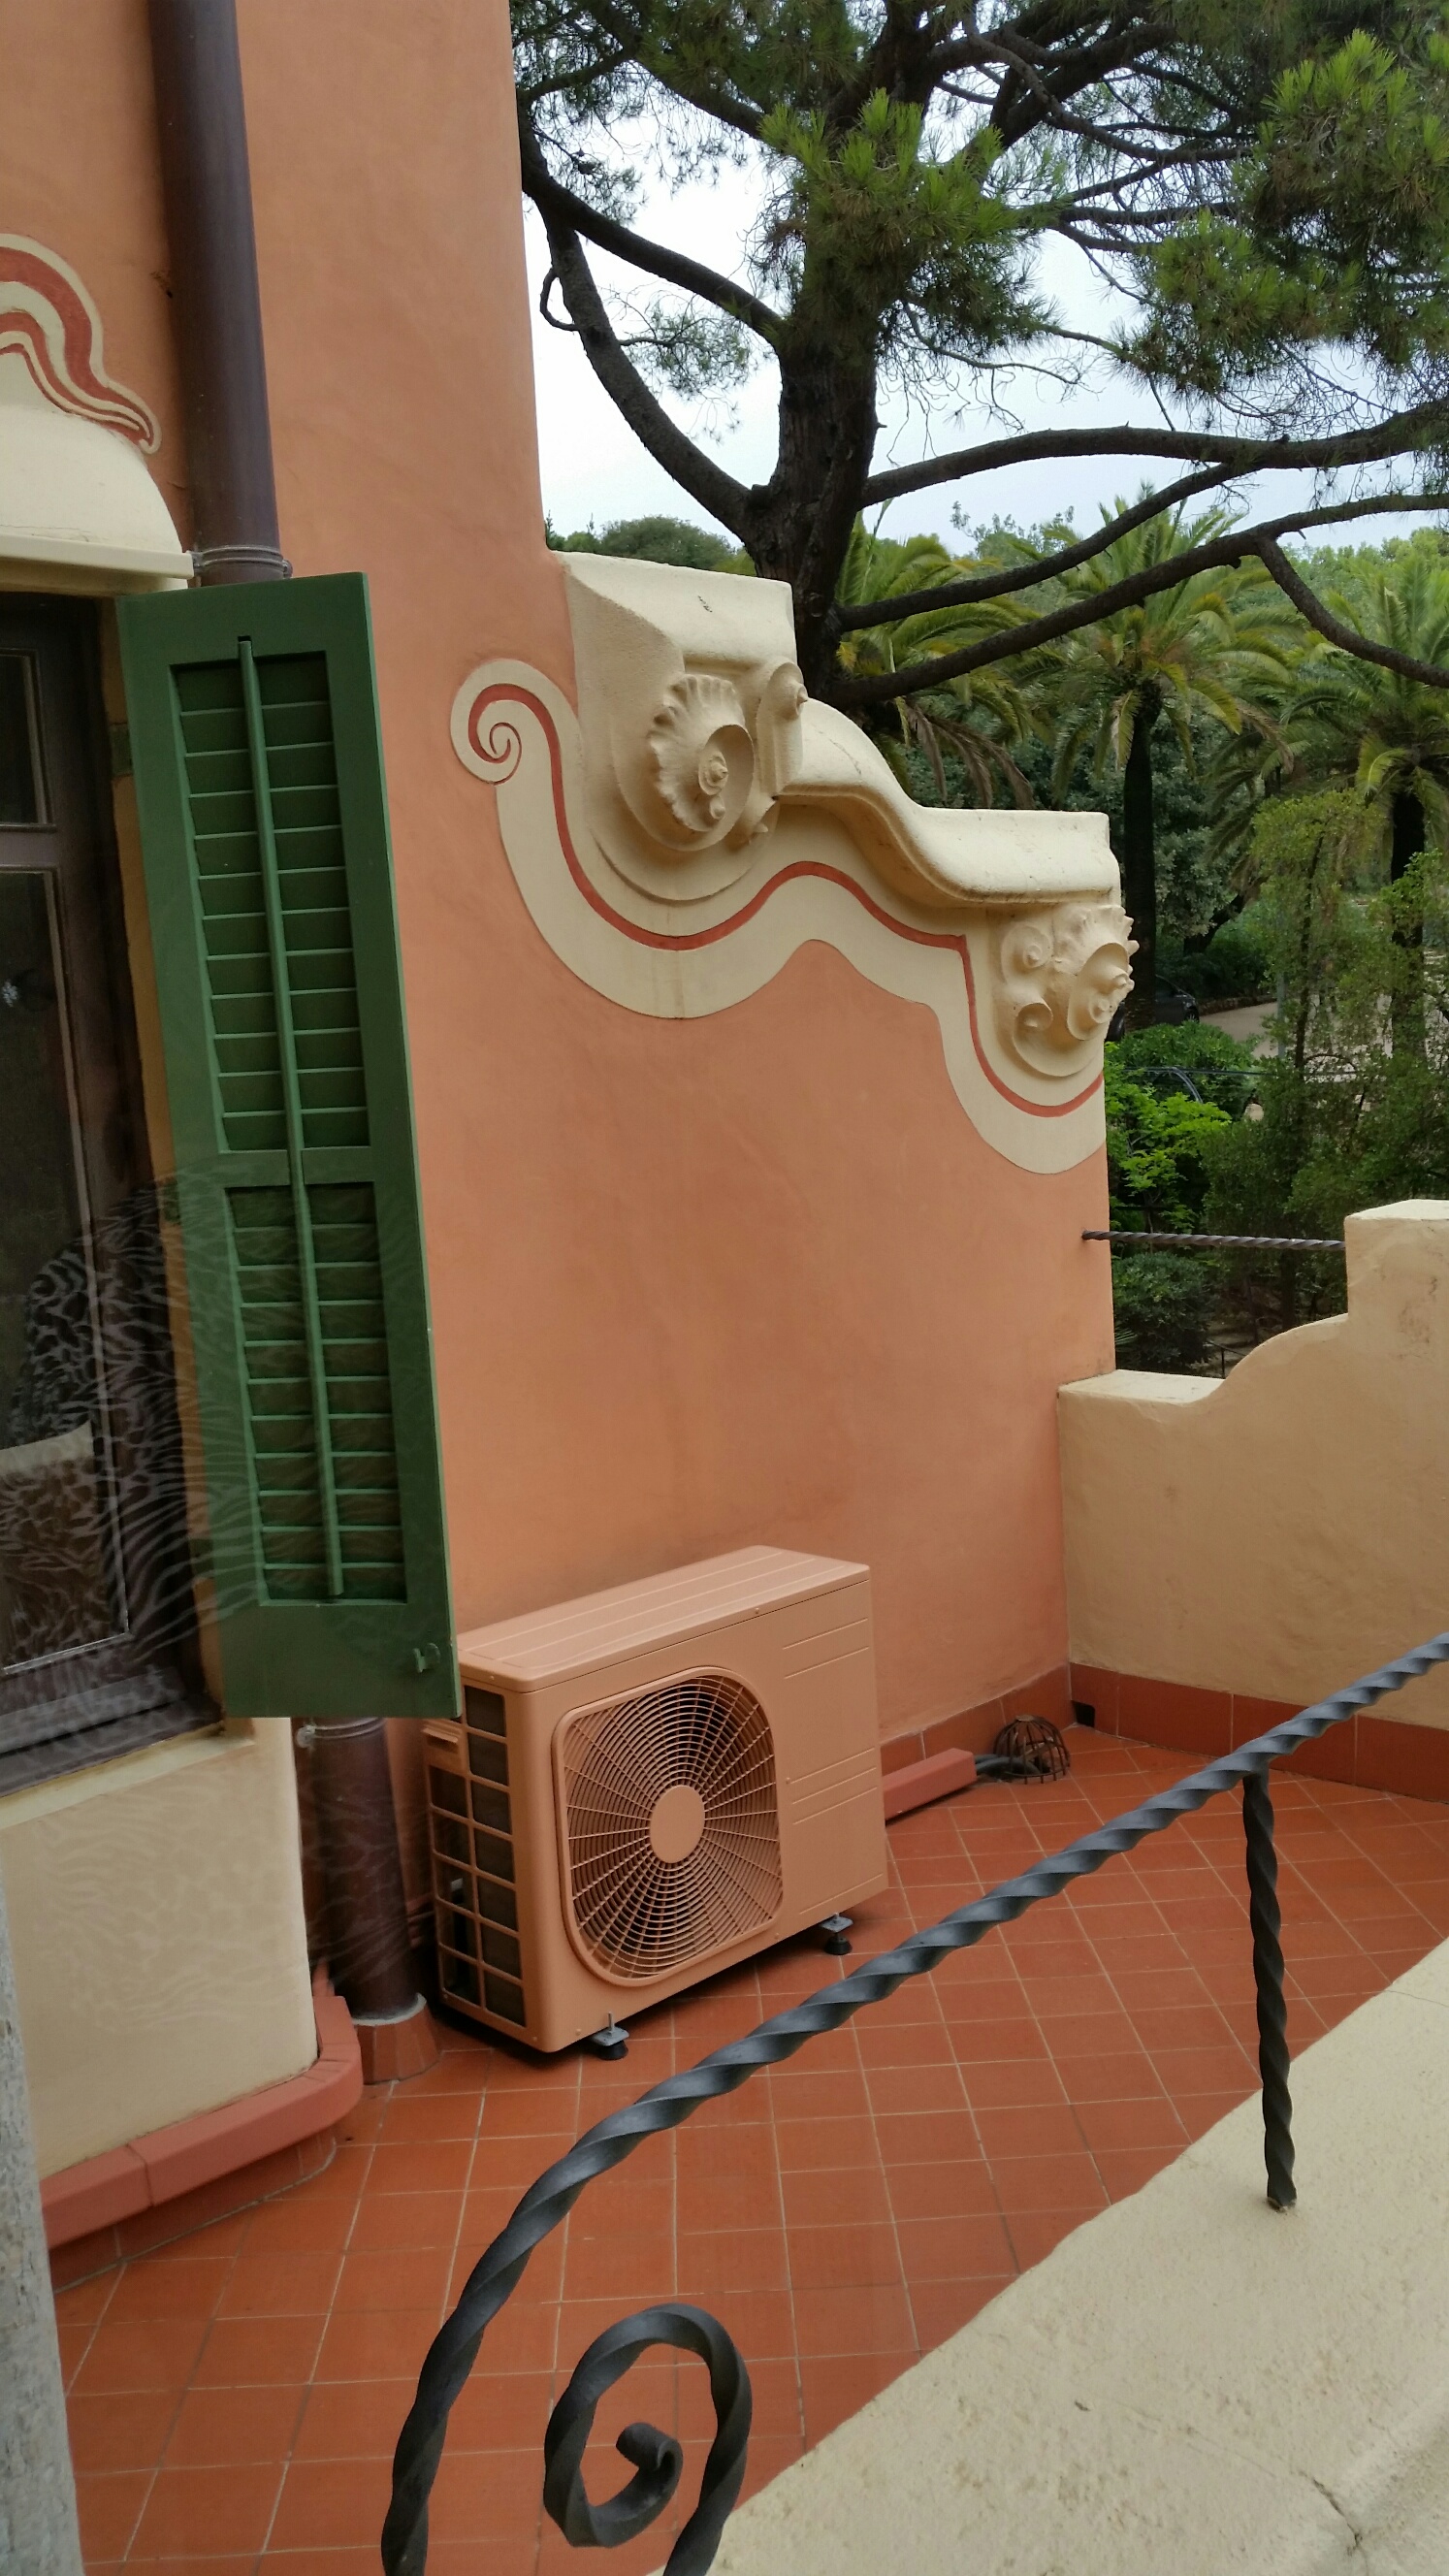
[
  {"xmin": 109, "ymin": 723, "xmax": 133, "ymax": 780},
  {"xmin": 189, "ymin": 1530, "xmax": 214, "ymax": 1580},
  {"xmin": 155, "ymin": 1175, "xmax": 180, "ymax": 1225},
  {"xmin": 410, "ymin": 1642, "xmax": 442, "ymax": 1675}
]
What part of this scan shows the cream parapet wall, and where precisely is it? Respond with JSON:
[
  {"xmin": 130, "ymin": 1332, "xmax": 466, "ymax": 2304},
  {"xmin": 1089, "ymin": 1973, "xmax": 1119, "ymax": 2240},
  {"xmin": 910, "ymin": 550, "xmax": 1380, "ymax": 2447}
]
[{"xmin": 451, "ymin": 557, "xmax": 1131, "ymax": 1175}]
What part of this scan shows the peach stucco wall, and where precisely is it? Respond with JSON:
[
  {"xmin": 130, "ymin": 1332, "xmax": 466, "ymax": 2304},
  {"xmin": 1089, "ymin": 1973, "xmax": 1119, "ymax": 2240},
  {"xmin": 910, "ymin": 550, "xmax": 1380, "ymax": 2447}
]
[{"xmin": 6, "ymin": 1, "xmax": 1113, "ymax": 1887}]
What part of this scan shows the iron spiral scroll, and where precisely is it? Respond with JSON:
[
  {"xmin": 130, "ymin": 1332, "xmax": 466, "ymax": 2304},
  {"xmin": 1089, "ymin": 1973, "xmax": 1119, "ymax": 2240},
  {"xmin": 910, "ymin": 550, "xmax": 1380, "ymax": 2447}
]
[{"xmin": 382, "ymin": 1627, "xmax": 1449, "ymax": 2576}]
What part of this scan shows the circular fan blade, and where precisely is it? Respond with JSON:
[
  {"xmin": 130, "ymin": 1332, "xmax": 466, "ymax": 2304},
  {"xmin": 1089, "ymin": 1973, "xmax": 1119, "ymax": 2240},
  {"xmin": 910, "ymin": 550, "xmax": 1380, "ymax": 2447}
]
[{"xmin": 559, "ymin": 1675, "xmax": 783, "ymax": 1980}]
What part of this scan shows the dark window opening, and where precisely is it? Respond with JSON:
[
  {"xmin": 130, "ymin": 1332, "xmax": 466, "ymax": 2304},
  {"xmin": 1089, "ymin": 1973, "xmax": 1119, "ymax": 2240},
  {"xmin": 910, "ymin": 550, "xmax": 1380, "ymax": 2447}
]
[{"xmin": 0, "ymin": 599, "xmax": 214, "ymax": 1792}]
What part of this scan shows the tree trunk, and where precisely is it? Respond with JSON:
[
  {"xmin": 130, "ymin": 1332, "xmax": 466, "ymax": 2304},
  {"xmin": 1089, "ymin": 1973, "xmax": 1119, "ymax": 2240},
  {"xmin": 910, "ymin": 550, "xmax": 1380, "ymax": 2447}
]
[
  {"xmin": 749, "ymin": 334, "xmax": 879, "ymax": 698},
  {"xmin": 1389, "ymin": 789, "xmax": 1427, "ymax": 1060},
  {"xmin": 1121, "ymin": 702, "xmax": 1159, "ymax": 1032}
]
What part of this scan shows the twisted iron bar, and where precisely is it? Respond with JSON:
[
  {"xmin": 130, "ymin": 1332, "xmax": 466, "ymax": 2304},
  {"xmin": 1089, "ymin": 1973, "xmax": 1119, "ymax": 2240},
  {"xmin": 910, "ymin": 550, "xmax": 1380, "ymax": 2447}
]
[
  {"xmin": 382, "ymin": 1626, "xmax": 1449, "ymax": 2575},
  {"xmin": 1082, "ymin": 1230, "xmax": 1344, "ymax": 1251},
  {"xmin": 1241, "ymin": 1773, "xmax": 1296, "ymax": 2211}
]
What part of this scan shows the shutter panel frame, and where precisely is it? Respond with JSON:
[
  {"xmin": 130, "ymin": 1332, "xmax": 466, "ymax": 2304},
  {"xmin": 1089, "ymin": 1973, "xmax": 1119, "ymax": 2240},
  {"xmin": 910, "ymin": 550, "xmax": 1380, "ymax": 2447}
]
[{"xmin": 117, "ymin": 572, "xmax": 459, "ymax": 1720}]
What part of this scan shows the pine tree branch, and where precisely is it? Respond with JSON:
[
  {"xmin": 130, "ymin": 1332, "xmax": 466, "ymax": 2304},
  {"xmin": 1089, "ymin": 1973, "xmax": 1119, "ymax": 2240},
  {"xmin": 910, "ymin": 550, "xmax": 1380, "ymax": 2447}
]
[
  {"xmin": 834, "ymin": 491, "xmax": 1449, "ymax": 706},
  {"xmin": 861, "ymin": 405, "xmax": 1449, "ymax": 505},
  {"xmin": 533, "ymin": 209, "xmax": 753, "ymax": 539},
  {"xmin": 835, "ymin": 466, "xmax": 1235, "ymax": 627},
  {"xmin": 1256, "ymin": 538, "xmax": 1449, "ymax": 690},
  {"xmin": 518, "ymin": 121, "xmax": 782, "ymax": 343}
]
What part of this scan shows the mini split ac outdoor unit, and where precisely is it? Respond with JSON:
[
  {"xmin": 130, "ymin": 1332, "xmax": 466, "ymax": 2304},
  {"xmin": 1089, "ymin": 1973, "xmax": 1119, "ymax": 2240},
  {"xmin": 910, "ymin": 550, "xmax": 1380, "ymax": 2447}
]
[{"xmin": 424, "ymin": 1547, "xmax": 886, "ymax": 2051}]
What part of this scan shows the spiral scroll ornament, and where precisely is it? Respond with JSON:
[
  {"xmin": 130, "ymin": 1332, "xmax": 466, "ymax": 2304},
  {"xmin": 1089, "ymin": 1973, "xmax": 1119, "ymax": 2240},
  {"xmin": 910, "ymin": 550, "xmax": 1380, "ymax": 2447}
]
[
  {"xmin": 995, "ymin": 901, "xmax": 1136, "ymax": 1077},
  {"xmin": 543, "ymin": 2304, "xmax": 752, "ymax": 2572},
  {"xmin": 637, "ymin": 674, "xmax": 757, "ymax": 849}
]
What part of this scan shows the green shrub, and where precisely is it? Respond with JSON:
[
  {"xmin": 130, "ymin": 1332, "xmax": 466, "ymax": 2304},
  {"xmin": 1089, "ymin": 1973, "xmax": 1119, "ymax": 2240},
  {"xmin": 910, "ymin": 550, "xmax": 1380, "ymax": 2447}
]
[
  {"xmin": 1110, "ymin": 1251, "xmax": 1217, "ymax": 1371},
  {"xmin": 1158, "ymin": 912, "xmax": 1273, "ymax": 1005},
  {"xmin": 1104, "ymin": 1047, "xmax": 1234, "ymax": 1231},
  {"xmin": 1110, "ymin": 1020, "xmax": 1261, "ymax": 1115}
]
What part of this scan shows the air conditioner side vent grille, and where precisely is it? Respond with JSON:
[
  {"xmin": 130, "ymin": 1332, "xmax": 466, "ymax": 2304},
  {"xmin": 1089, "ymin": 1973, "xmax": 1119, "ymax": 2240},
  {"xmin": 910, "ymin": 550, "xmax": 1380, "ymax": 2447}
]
[{"xmin": 424, "ymin": 1691, "xmax": 528, "ymax": 2026}]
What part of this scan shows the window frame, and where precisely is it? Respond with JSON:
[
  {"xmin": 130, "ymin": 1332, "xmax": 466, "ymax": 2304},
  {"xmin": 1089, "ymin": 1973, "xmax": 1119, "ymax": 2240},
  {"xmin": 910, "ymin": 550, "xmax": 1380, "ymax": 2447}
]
[{"xmin": 0, "ymin": 594, "xmax": 214, "ymax": 1794}]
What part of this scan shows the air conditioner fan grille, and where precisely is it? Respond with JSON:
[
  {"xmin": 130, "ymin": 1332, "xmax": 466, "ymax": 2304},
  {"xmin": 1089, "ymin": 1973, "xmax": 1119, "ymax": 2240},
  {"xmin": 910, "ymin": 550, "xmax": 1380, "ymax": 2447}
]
[{"xmin": 560, "ymin": 1673, "xmax": 782, "ymax": 1980}]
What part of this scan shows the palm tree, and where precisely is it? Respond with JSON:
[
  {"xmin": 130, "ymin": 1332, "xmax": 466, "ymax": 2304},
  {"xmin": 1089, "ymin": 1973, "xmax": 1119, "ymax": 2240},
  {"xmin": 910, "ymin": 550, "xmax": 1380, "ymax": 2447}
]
[
  {"xmin": 1294, "ymin": 545, "xmax": 1449, "ymax": 1058},
  {"xmin": 833, "ymin": 522, "xmax": 1039, "ymax": 806},
  {"xmin": 1034, "ymin": 499, "xmax": 1304, "ymax": 1026}
]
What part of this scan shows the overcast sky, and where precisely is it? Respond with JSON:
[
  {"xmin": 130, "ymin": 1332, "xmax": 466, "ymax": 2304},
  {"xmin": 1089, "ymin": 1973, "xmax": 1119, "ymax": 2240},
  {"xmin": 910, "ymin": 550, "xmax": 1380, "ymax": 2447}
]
[{"xmin": 526, "ymin": 157, "xmax": 1432, "ymax": 560}]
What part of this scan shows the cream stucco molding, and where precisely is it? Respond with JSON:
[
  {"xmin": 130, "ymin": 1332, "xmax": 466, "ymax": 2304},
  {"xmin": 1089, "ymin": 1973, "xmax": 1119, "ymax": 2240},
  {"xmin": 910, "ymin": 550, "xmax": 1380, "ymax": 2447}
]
[
  {"xmin": 450, "ymin": 556, "xmax": 1131, "ymax": 1173},
  {"xmin": 0, "ymin": 239, "xmax": 189, "ymax": 595}
]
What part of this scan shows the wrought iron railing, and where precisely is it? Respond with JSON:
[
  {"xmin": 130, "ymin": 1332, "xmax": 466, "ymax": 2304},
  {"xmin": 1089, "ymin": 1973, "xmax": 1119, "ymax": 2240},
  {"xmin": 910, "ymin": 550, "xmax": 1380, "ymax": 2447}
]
[
  {"xmin": 382, "ymin": 1630, "xmax": 1449, "ymax": 2576},
  {"xmin": 1082, "ymin": 1229, "xmax": 1344, "ymax": 1251}
]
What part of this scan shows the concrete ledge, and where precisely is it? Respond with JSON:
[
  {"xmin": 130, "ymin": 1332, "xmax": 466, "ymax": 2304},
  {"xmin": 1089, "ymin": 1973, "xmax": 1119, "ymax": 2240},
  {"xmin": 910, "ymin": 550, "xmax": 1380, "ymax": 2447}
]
[
  {"xmin": 709, "ymin": 1943, "xmax": 1449, "ymax": 2576},
  {"xmin": 40, "ymin": 1968, "xmax": 361, "ymax": 2254}
]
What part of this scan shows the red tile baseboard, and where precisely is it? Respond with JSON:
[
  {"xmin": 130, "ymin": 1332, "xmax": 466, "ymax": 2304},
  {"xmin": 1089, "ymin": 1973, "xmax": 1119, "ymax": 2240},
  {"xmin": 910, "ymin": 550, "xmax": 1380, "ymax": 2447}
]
[
  {"xmin": 881, "ymin": 1665, "xmax": 1072, "ymax": 1777},
  {"xmin": 1071, "ymin": 1664, "xmax": 1449, "ymax": 1800},
  {"xmin": 44, "ymin": 1968, "xmax": 362, "ymax": 2281}
]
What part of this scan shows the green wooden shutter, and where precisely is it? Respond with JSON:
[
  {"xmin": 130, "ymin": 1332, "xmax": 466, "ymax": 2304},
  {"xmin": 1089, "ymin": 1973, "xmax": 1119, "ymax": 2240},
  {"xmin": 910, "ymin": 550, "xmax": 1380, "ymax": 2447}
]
[{"xmin": 116, "ymin": 573, "xmax": 459, "ymax": 1719}]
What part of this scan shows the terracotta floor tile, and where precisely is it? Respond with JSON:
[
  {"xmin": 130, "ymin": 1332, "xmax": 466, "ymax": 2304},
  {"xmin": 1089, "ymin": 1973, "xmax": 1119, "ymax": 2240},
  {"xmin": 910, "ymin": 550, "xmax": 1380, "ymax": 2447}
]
[
  {"xmin": 67, "ymin": 2392, "xmax": 179, "ymax": 2475},
  {"xmin": 861, "ymin": 2061, "xmax": 967, "ymax": 2114},
  {"xmin": 1003, "ymin": 2208, "xmax": 1092, "ymax": 2268},
  {"xmin": 67, "ymin": 1736, "xmax": 1448, "ymax": 2574},
  {"xmin": 437, "ymin": 2372, "xmax": 559, "ymax": 2461},
  {"xmin": 1076, "ymin": 2095, "xmax": 1189, "ymax": 2154},
  {"xmin": 791, "ymin": 2280, "xmax": 916, "ymax": 2359},
  {"xmin": 242, "ymin": 2193, "xmax": 358, "ymax": 2255},
  {"xmin": 786, "ymin": 2221, "xmax": 903, "ymax": 2290},
  {"xmin": 191, "ymin": 2314, "xmax": 326, "ymax": 2388},
  {"xmin": 885, "ymin": 2159, "xmax": 1001, "ymax": 2222},
  {"xmin": 217, "ymin": 2250, "xmax": 343, "ymax": 2319},
  {"xmin": 73, "ymin": 2317, "xmax": 210, "ymax": 2394},
  {"xmin": 105, "ymin": 2260, "xmax": 234, "ymax": 2324},
  {"xmin": 676, "ymin": 2228, "xmax": 790, "ymax": 2295},
  {"xmin": 130, "ymin": 2461, "xmax": 283, "ymax": 2559},
  {"xmin": 945, "ymin": 2014, "xmax": 1050, "ymax": 2064},
  {"xmin": 1095, "ymin": 2144, "xmax": 1180, "ymax": 2200},
  {"xmin": 268, "ymin": 2454, "xmax": 395, "ymax": 2553},
  {"xmin": 973, "ymin": 2104, "xmax": 1085, "ymax": 2161},
  {"xmin": 910, "ymin": 2274, "xmax": 1010, "ymax": 2352},
  {"xmin": 989, "ymin": 2153, "xmax": 1107, "ymax": 2216},
  {"xmin": 292, "ymin": 2375, "xmax": 423, "ymax": 2460},
  {"xmin": 1175, "ymin": 2090, "xmax": 1251, "ymax": 2141},
  {"xmin": 768, "ymin": 2068, "xmax": 873, "ymax": 2121},
  {"xmin": 799, "ymin": 2354, "xmax": 903, "ymax": 2444},
  {"xmin": 562, "ymin": 2175, "xmax": 673, "ymax": 2243},
  {"xmin": 773, "ymin": 2114, "xmax": 879, "ymax": 2173},
  {"xmin": 74, "ymin": 2474, "xmax": 151, "ymax": 2564},
  {"xmin": 364, "ymin": 2140, "xmax": 474, "ymax": 2195},
  {"xmin": 872, "ymin": 2107, "xmax": 983, "ymax": 2166},
  {"xmin": 377, "ymin": 2089, "xmax": 487, "ymax": 2143},
  {"xmin": 780, "ymin": 2163, "xmax": 891, "ymax": 2230},
  {"xmin": 854, "ymin": 2018, "xmax": 954, "ymax": 2069},
  {"xmin": 313, "ymin": 2307, "xmax": 451, "ymax": 2385},
  {"xmin": 1128, "ymin": 2004, "xmax": 1239, "ymax": 2054},
  {"xmin": 163, "ymin": 2381, "xmax": 306, "ymax": 2467},
  {"xmin": 894, "ymin": 2210, "xmax": 1014, "ymax": 2282}
]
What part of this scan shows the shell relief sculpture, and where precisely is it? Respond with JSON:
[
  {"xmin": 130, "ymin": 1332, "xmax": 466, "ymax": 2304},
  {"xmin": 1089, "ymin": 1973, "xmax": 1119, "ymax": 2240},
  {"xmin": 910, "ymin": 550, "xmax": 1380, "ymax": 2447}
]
[{"xmin": 451, "ymin": 552, "xmax": 1132, "ymax": 1174}]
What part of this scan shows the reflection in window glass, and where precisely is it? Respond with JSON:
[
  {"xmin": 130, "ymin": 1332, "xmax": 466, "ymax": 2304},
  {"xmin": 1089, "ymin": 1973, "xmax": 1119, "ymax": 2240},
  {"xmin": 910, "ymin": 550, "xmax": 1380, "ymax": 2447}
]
[
  {"xmin": 0, "ymin": 873, "xmax": 117, "ymax": 1665},
  {"xmin": 0, "ymin": 657, "xmax": 42, "ymax": 827}
]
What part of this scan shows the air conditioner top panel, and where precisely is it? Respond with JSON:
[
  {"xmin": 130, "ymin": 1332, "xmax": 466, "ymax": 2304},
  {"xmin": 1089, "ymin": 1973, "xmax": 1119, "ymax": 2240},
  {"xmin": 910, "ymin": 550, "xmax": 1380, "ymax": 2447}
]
[{"xmin": 457, "ymin": 1546, "xmax": 869, "ymax": 1691}]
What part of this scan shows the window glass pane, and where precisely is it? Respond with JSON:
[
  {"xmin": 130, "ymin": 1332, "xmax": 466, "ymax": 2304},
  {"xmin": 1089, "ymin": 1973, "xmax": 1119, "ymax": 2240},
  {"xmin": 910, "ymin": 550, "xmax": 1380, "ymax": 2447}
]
[
  {"xmin": 0, "ymin": 872, "xmax": 120, "ymax": 1666},
  {"xmin": 0, "ymin": 657, "xmax": 42, "ymax": 827}
]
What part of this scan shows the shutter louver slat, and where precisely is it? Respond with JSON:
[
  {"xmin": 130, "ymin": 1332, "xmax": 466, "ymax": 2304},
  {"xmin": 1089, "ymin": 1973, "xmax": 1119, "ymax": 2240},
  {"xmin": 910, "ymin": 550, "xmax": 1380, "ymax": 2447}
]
[{"xmin": 117, "ymin": 574, "xmax": 457, "ymax": 1718}]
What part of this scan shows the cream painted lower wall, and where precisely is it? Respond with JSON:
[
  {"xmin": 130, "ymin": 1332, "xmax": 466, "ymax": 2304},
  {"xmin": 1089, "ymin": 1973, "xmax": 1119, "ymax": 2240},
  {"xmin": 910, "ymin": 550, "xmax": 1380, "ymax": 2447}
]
[
  {"xmin": 708, "ymin": 1943, "xmax": 1449, "ymax": 2576},
  {"xmin": 1058, "ymin": 1202, "xmax": 1449, "ymax": 1724},
  {"xmin": 0, "ymin": 1719, "xmax": 315, "ymax": 2175}
]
